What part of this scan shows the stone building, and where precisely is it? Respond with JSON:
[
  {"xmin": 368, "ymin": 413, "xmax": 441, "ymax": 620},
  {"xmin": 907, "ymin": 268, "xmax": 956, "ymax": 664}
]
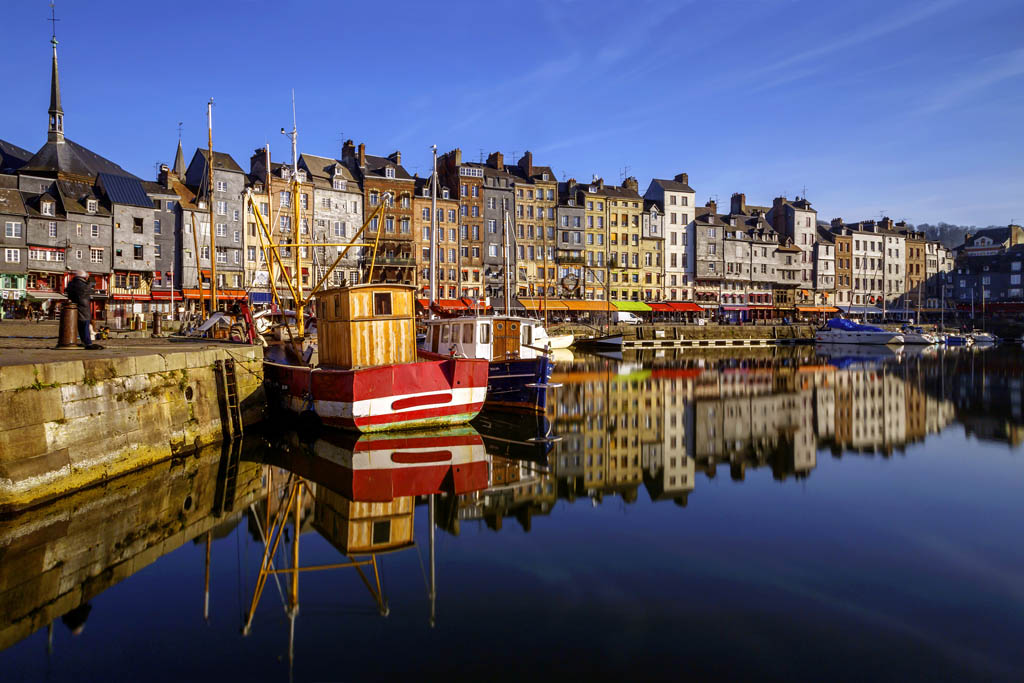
[
  {"xmin": 556, "ymin": 180, "xmax": 585, "ymax": 299},
  {"xmin": 242, "ymin": 160, "xmax": 272, "ymax": 304},
  {"xmin": 641, "ymin": 199, "xmax": 664, "ymax": 301},
  {"xmin": 578, "ymin": 178, "xmax": 609, "ymax": 300},
  {"xmin": 768, "ymin": 196, "xmax": 817, "ymax": 303},
  {"xmin": 299, "ymin": 153, "xmax": 364, "ymax": 290},
  {"xmin": 507, "ymin": 152, "xmax": 557, "ymax": 297},
  {"xmin": 832, "ymin": 227, "xmax": 853, "ymax": 307},
  {"xmin": 341, "ymin": 141, "xmax": 415, "ymax": 285},
  {"xmin": 249, "ymin": 151, "xmax": 315, "ymax": 305},
  {"xmin": 686, "ymin": 202, "xmax": 726, "ymax": 309},
  {"xmin": 902, "ymin": 227, "xmax": 927, "ymax": 311},
  {"xmin": 646, "ymin": 175, "xmax": 696, "ymax": 301},
  {"xmin": 143, "ymin": 176, "xmax": 179, "ymax": 315},
  {"xmin": 412, "ymin": 175, "xmax": 459, "ymax": 299},
  {"xmin": 0, "ymin": 186, "xmax": 28, "ymax": 314},
  {"xmin": 481, "ymin": 152, "xmax": 516, "ymax": 307},
  {"xmin": 183, "ymin": 149, "xmax": 246, "ymax": 305},
  {"xmin": 604, "ymin": 177, "xmax": 644, "ymax": 302},
  {"xmin": 813, "ymin": 228, "xmax": 835, "ymax": 306},
  {"xmin": 437, "ymin": 149, "xmax": 485, "ymax": 300}
]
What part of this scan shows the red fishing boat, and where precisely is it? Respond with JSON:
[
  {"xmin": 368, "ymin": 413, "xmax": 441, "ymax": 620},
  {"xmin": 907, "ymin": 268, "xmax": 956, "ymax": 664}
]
[{"xmin": 264, "ymin": 283, "xmax": 488, "ymax": 432}]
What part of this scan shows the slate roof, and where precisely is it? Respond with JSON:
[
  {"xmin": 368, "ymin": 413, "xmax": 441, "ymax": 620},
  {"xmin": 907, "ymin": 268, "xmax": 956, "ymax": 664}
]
[
  {"xmin": 141, "ymin": 180, "xmax": 178, "ymax": 197},
  {"xmin": 964, "ymin": 227, "xmax": 1012, "ymax": 248},
  {"xmin": 0, "ymin": 139, "xmax": 32, "ymax": 174},
  {"xmin": 98, "ymin": 173, "xmax": 154, "ymax": 208},
  {"xmin": 815, "ymin": 226, "xmax": 835, "ymax": 244},
  {"xmin": 644, "ymin": 199, "xmax": 664, "ymax": 213},
  {"xmin": 196, "ymin": 149, "xmax": 244, "ymax": 174},
  {"xmin": 0, "ymin": 188, "xmax": 27, "ymax": 217},
  {"xmin": 169, "ymin": 178, "xmax": 200, "ymax": 211},
  {"xmin": 361, "ymin": 154, "xmax": 413, "ymax": 181},
  {"xmin": 651, "ymin": 178, "xmax": 695, "ymax": 193},
  {"xmin": 21, "ymin": 138, "xmax": 137, "ymax": 179},
  {"xmin": 56, "ymin": 179, "xmax": 110, "ymax": 216}
]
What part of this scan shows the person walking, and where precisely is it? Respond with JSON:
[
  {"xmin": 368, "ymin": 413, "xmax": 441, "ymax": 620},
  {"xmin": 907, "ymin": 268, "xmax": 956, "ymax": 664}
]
[{"xmin": 65, "ymin": 270, "xmax": 103, "ymax": 350}]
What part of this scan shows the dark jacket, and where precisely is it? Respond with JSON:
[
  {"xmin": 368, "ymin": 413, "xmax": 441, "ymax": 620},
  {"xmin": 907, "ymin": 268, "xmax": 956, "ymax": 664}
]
[{"xmin": 65, "ymin": 276, "xmax": 93, "ymax": 322}]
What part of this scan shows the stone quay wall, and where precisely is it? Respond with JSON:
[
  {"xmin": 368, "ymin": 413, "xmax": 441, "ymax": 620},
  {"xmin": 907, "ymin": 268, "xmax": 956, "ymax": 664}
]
[{"xmin": 0, "ymin": 345, "xmax": 264, "ymax": 514}]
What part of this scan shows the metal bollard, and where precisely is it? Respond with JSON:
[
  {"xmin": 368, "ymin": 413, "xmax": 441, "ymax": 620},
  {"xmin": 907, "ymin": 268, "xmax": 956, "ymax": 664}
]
[
  {"xmin": 56, "ymin": 302, "xmax": 78, "ymax": 348},
  {"xmin": 151, "ymin": 311, "xmax": 162, "ymax": 337}
]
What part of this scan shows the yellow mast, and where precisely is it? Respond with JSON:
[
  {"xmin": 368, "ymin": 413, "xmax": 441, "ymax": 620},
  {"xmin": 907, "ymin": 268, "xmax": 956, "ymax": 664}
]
[
  {"xmin": 282, "ymin": 92, "xmax": 305, "ymax": 336},
  {"xmin": 189, "ymin": 213, "xmax": 204, "ymax": 317},
  {"xmin": 207, "ymin": 99, "xmax": 217, "ymax": 313}
]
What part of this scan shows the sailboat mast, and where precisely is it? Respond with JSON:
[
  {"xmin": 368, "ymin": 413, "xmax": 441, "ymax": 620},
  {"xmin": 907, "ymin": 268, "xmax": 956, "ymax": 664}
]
[
  {"xmin": 286, "ymin": 91, "xmax": 304, "ymax": 337},
  {"xmin": 542, "ymin": 203, "xmax": 548, "ymax": 328},
  {"xmin": 207, "ymin": 99, "xmax": 217, "ymax": 313},
  {"xmin": 503, "ymin": 211, "xmax": 511, "ymax": 317},
  {"xmin": 428, "ymin": 493, "xmax": 436, "ymax": 628},
  {"xmin": 430, "ymin": 145, "xmax": 437, "ymax": 313}
]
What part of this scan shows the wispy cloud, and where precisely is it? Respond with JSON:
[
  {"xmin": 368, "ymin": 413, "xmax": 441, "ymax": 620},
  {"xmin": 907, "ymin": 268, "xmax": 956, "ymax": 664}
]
[
  {"xmin": 749, "ymin": 0, "xmax": 963, "ymax": 79},
  {"xmin": 916, "ymin": 47, "xmax": 1024, "ymax": 114}
]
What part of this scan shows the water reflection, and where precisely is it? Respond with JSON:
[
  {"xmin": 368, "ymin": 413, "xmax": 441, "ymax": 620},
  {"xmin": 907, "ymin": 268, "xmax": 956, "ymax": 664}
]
[{"xmin": 1, "ymin": 344, "xmax": 1022, "ymax": 680}]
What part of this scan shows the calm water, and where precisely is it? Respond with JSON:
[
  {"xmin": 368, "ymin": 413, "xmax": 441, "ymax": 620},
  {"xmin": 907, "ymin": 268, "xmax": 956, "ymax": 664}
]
[{"xmin": 3, "ymin": 344, "xmax": 1024, "ymax": 682}]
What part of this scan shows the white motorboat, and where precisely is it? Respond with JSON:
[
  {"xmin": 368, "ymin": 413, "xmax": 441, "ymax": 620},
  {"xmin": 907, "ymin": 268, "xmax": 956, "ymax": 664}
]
[
  {"xmin": 815, "ymin": 318, "xmax": 904, "ymax": 345},
  {"xmin": 534, "ymin": 328, "xmax": 574, "ymax": 349},
  {"xmin": 900, "ymin": 325, "xmax": 939, "ymax": 345},
  {"xmin": 971, "ymin": 331, "xmax": 998, "ymax": 344}
]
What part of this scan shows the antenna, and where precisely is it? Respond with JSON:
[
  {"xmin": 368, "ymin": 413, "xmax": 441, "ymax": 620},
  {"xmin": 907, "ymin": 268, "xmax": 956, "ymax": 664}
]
[
  {"xmin": 48, "ymin": 2, "xmax": 60, "ymax": 41},
  {"xmin": 620, "ymin": 165, "xmax": 631, "ymax": 182},
  {"xmin": 800, "ymin": 185, "xmax": 808, "ymax": 198},
  {"xmin": 479, "ymin": 148, "xmax": 484, "ymax": 163}
]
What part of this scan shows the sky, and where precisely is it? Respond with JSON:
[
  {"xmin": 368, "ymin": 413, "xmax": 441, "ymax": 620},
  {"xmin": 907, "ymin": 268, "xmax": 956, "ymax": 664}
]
[{"xmin": 2, "ymin": 0, "xmax": 1023, "ymax": 226}]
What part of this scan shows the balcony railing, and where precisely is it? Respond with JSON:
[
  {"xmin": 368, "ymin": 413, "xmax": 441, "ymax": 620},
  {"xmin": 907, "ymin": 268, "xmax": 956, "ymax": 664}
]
[
  {"xmin": 363, "ymin": 256, "xmax": 416, "ymax": 267},
  {"xmin": 555, "ymin": 252, "xmax": 585, "ymax": 265}
]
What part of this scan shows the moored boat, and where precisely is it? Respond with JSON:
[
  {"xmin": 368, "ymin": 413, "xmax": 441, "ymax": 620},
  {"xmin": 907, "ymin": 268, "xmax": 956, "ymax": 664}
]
[
  {"xmin": 265, "ymin": 284, "xmax": 489, "ymax": 432},
  {"xmin": 815, "ymin": 317, "xmax": 904, "ymax": 345},
  {"xmin": 900, "ymin": 325, "xmax": 939, "ymax": 345},
  {"xmin": 971, "ymin": 330, "xmax": 998, "ymax": 344},
  {"xmin": 419, "ymin": 315, "xmax": 557, "ymax": 413}
]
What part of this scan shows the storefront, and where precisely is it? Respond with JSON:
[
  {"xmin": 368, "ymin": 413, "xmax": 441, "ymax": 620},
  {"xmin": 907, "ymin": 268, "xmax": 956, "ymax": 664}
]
[
  {"xmin": 1, "ymin": 274, "xmax": 27, "ymax": 318},
  {"xmin": 720, "ymin": 304, "xmax": 750, "ymax": 323},
  {"xmin": 795, "ymin": 305, "xmax": 839, "ymax": 323}
]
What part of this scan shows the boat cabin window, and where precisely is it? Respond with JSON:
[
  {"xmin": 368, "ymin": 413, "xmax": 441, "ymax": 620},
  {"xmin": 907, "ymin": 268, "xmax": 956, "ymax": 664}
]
[
  {"xmin": 522, "ymin": 323, "xmax": 532, "ymax": 345},
  {"xmin": 463, "ymin": 323, "xmax": 474, "ymax": 344},
  {"xmin": 440, "ymin": 324, "xmax": 450, "ymax": 343},
  {"xmin": 479, "ymin": 323, "xmax": 491, "ymax": 344},
  {"xmin": 372, "ymin": 520, "xmax": 391, "ymax": 544},
  {"xmin": 374, "ymin": 292, "xmax": 392, "ymax": 315},
  {"xmin": 334, "ymin": 297, "xmax": 341, "ymax": 317}
]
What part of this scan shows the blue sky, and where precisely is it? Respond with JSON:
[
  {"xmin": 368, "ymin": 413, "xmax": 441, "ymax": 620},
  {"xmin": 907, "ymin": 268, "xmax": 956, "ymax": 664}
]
[{"xmin": 3, "ymin": 0, "xmax": 1023, "ymax": 225}]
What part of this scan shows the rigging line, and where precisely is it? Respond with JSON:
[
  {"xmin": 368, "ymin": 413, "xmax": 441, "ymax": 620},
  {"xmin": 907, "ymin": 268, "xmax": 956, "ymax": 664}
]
[{"xmin": 249, "ymin": 500, "xmax": 288, "ymax": 609}]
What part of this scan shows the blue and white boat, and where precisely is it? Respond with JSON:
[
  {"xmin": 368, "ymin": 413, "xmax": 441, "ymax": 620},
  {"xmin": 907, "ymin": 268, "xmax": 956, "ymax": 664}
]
[
  {"xmin": 815, "ymin": 317, "xmax": 904, "ymax": 345},
  {"xmin": 420, "ymin": 315, "xmax": 558, "ymax": 413}
]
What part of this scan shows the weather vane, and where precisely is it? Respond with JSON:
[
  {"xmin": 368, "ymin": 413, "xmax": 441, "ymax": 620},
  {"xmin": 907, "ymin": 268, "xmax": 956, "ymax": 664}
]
[{"xmin": 48, "ymin": 2, "xmax": 60, "ymax": 43}]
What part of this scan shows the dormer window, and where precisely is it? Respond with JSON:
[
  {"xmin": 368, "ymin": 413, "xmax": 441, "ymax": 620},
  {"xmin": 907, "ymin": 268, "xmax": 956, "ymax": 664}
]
[
  {"xmin": 296, "ymin": 170, "xmax": 306, "ymax": 182},
  {"xmin": 198, "ymin": 200, "xmax": 207, "ymax": 209},
  {"xmin": 542, "ymin": 173, "xmax": 549, "ymax": 181},
  {"xmin": 385, "ymin": 167, "xmax": 396, "ymax": 179},
  {"xmin": 86, "ymin": 199, "xmax": 97, "ymax": 213},
  {"xmin": 333, "ymin": 179, "xmax": 346, "ymax": 191},
  {"xmin": 568, "ymin": 199, "xmax": 575, "ymax": 206},
  {"xmin": 281, "ymin": 168, "xmax": 290, "ymax": 180},
  {"xmin": 442, "ymin": 188, "xmax": 449, "ymax": 199},
  {"xmin": 41, "ymin": 201, "xmax": 55, "ymax": 217}
]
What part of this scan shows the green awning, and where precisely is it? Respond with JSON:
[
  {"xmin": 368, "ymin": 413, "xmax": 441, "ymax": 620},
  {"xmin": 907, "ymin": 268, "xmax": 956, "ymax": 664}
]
[{"xmin": 613, "ymin": 300, "xmax": 652, "ymax": 312}]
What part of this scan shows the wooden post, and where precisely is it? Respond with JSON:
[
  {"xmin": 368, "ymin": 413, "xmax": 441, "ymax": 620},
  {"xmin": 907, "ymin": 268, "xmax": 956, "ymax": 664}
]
[{"xmin": 56, "ymin": 302, "xmax": 77, "ymax": 348}]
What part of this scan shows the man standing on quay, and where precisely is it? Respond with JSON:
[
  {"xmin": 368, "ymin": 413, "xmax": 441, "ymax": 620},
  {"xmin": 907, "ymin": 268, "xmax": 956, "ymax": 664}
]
[{"xmin": 65, "ymin": 270, "xmax": 103, "ymax": 350}]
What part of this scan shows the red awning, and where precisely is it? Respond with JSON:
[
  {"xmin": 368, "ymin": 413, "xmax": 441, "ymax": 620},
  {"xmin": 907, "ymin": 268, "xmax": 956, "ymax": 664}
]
[
  {"xmin": 649, "ymin": 302, "xmax": 674, "ymax": 312},
  {"xmin": 667, "ymin": 302, "xmax": 703, "ymax": 312}
]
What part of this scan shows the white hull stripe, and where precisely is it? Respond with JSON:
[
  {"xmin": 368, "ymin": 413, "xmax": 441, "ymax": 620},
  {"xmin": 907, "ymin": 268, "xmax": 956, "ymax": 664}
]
[{"xmin": 283, "ymin": 386, "xmax": 486, "ymax": 420}]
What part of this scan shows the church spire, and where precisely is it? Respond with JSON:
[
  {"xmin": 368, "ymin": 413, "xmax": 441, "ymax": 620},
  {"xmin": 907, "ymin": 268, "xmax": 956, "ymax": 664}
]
[
  {"xmin": 47, "ymin": 3, "xmax": 64, "ymax": 143},
  {"xmin": 173, "ymin": 138, "xmax": 186, "ymax": 178}
]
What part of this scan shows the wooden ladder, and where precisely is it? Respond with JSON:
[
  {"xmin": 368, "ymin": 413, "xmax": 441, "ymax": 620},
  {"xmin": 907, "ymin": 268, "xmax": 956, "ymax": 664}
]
[{"xmin": 217, "ymin": 358, "xmax": 244, "ymax": 440}]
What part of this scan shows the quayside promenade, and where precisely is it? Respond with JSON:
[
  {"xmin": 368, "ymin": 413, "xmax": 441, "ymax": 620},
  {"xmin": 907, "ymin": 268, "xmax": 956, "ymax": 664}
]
[{"xmin": 0, "ymin": 320, "xmax": 263, "ymax": 514}]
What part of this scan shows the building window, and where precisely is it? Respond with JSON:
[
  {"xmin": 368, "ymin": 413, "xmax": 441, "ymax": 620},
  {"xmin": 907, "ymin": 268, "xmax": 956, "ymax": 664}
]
[
  {"xmin": 133, "ymin": 244, "xmax": 144, "ymax": 259},
  {"xmin": 216, "ymin": 223, "xmax": 227, "ymax": 237},
  {"xmin": 47, "ymin": 221, "xmax": 57, "ymax": 237},
  {"xmin": 216, "ymin": 180, "xmax": 227, "ymax": 193},
  {"xmin": 154, "ymin": 243, "xmax": 162, "ymax": 258},
  {"xmin": 90, "ymin": 248, "xmax": 102, "ymax": 263},
  {"xmin": 385, "ymin": 167, "xmax": 395, "ymax": 179},
  {"xmin": 154, "ymin": 219, "xmax": 161, "ymax": 235},
  {"xmin": 4, "ymin": 222, "xmax": 22, "ymax": 238},
  {"xmin": 216, "ymin": 200, "xmax": 228, "ymax": 215},
  {"xmin": 4, "ymin": 248, "xmax": 20, "ymax": 262}
]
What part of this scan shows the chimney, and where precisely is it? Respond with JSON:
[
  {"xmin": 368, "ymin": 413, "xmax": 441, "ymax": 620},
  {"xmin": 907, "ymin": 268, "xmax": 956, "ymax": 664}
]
[
  {"xmin": 880, "ymin": 216, "xmax": 894, "ymax": 230},
  {"xmin": 341, "ymin": 139, "xmax": 355, "ymax": 163},
  {"xmin": 453, "ymin": 148, "xmax": 462, "ymax": 166},
  {"xmin": 158, "ymin": 164, "xmax": 171, "ymax": 189},
  {"xmin": 388, "ymin": 150, "xmax": 401, "ymax": 166},
  {"xmin": 486, "ymin": 151, "xmax": 504, "ymax": 171},
  {"xmin": 519, "ymin": 151, "xmax": 533, "ymax": 177},
  {"xmin": 706, "ymin": 199, "xmax": 717, "ymax": 215},
  {"xmin": 673, "ymin": 172, "xmax": 689, "ymax": 185},
  {"xmin": 623, "ymin": 176, "xmax": 638, "ymax": 193},
  {"xmin": 596, "ymin": 177, "xmax": 604, "ymax": 190},
  {"xmin": 831, "ymin": 217, "xmax": 844, "ymax": 229},
  {"xmin": 250, "ymin": 148, "xmax": 267, "ymax": 177},
  {"xmin": 358, "ymin": 143, "xmax": 366, "ymax": 168},
  {"xmin": 731, "ymin": 192, "xmax": 746, "ymax": 215}
]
